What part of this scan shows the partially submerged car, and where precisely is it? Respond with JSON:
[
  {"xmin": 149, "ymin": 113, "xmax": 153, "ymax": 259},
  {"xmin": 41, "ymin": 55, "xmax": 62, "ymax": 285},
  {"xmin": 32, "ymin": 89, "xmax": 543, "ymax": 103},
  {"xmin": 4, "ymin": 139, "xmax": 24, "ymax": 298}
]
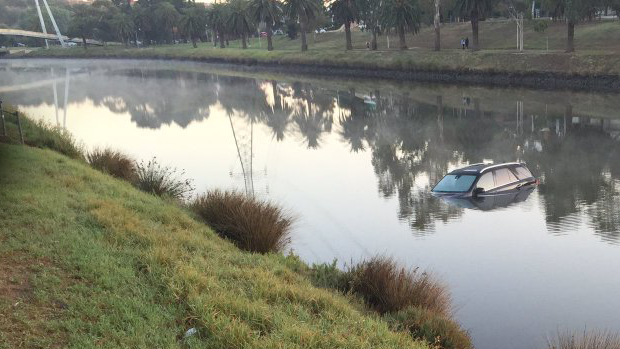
[{"xmin": 431, "ymin": 162, "xmax": 538, "ymax": 198}]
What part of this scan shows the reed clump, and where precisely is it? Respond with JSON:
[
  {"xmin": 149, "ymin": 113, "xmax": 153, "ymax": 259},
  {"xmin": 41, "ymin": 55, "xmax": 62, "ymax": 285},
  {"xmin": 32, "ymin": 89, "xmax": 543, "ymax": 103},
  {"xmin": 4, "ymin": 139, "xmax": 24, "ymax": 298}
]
[
  {"xmin": 548, "ymin": 330, "xmax": 620, "ymax": 349},
  {"xmin": 385, "ymin": 306, "xmax": 473, "ymax": 349},
  {"xmin": 135, "ymin": 157, "xmax": 194, "ymax": 201},
  {"xmin": 190, "ymin": 190, "xmax": 294, "ymax": 254},
  {"xmin": 346, "ymin": 256, "xmax": 451, "ymax": 316},
  {"xmin": 86, "ymin": 148, "xmax": 137, "ymax": 182}
]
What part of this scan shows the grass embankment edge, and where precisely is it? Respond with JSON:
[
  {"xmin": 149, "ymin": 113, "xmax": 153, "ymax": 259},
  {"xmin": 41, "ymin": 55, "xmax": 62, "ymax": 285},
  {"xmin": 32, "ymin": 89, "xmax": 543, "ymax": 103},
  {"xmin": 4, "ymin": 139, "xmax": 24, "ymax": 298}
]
[{"xmin": 10, "ymin": 44, "xmax": 620, "ymax": 91}]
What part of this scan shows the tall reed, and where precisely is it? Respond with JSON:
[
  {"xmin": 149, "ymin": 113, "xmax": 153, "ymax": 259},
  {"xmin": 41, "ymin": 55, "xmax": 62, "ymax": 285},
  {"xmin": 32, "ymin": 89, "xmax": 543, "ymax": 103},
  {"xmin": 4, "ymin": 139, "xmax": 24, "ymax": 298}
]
[
  {"xmin": 86, "ymin": 148, "xmax": 137, "ymax": 182},
  {"xmin": 190, "ymin": 190, "xmax": 294, "ymax": 254},
  {"xmin": 135, "ymin": 157, "xmax": 194, "ymax": 201},
  {"xmin": 548, "ymin": 330, "xmax": 620, "ymax": 349}
]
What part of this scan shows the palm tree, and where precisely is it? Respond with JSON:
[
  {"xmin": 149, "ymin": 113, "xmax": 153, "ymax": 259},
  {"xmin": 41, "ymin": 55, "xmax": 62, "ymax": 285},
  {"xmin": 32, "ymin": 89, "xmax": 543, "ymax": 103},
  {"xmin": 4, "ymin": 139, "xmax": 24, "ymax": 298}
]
[
  {"xmin": 226, "ymin": 0, "xmax": 254, "ymax": 49},
  {"xmin": 380, "ymin": 0, "xmax": 421, "ymax": 50},
  {"xmin": 358, "ymin": 0, "xmax": 381, "ymax": 50},
  {"xmin": 248, "ymin": 0, "xmax": 282, "ymax": 51},
  {"xmin": 284, "ymin": 0, "xmax": 321, "ymax": 51},
  {"xmin": 110, "ymin": 13, "xmax": 134, "ymax": 46},
  {"xmin": 180, "ymin": 5, "xmax": 206, "ymax": 48},
  {"xmin": 454, "ymin": 0, "xmax": 496, "ymax": 51},
  {"xmin": 154, "ymin": 2, "xmax": 180, "ymax": 44},
  {"xmin": 207, "ymin": 3, "xmax": 227, "ymax": 48},
  {"xmin": 329, "ymin": 0, "xmax": 359, "ymax": 50}
]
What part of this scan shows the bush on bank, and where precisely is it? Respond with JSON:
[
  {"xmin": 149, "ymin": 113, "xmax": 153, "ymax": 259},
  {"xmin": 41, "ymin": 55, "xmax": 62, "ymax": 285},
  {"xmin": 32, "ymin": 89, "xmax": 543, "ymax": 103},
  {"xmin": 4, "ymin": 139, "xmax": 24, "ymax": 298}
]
[
  {"xmin": 190, "ymin": 190, "xmax": 294, "ymax": 254},
  {"xmin": 86, "ymin": 147, "xmax": 137, "ymax": 182}
]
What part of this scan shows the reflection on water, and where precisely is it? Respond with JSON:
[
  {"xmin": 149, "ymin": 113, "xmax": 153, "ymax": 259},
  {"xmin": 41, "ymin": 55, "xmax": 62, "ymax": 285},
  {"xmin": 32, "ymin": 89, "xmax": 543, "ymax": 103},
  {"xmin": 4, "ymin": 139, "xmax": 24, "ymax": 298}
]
[{"xmin": 2, "ymin": 59, "xmax": 620, "ymax": 349}]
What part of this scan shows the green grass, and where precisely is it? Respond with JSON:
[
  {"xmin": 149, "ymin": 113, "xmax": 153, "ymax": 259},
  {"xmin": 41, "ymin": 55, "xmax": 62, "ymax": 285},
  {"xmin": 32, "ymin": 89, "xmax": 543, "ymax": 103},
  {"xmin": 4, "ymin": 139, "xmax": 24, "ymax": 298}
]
[
  {"xmin": 0, "ymin": 124, "xmax": 431, "ymax": 348},
  {"xmin": 14, "ymin": 19, "xmax": 620, "ymax": 76}
]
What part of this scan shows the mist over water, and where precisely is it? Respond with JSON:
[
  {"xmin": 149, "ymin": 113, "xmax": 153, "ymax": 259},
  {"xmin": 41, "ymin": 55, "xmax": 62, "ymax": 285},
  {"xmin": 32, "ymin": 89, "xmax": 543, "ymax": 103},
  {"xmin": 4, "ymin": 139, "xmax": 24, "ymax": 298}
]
[{"xmin": 2, "ymin": 59, "xmax": 620, "ymax": 349}]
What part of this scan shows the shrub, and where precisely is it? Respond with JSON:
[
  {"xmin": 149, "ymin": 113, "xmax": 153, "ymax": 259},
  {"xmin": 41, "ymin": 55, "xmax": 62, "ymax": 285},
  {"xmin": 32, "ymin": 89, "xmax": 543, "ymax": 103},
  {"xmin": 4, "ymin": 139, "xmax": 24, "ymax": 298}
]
[
  {"xmin": 135, "ymin": 157, "xmax": 194, "ymax": 201},
  {"xmin": 86, "ymin": 148, "xmax": 137, "ymax": 182},
  {"xmin": 308, "ymin": 260, "xmax": 352, "ymax": 291},
  {"xmin": 384, "ymin": 307, "xmax": 473, "ymax": 349},
  {"xmin": 346, "ymin": 256, "xmax": 451, "ymax": 316},
  {"xmin": 548, "ymin": 330, "xmax": 620, "ymax": 349},
  {"xmin": 190, "ymin": 190, "xmax": 293, "ymax": 253}
]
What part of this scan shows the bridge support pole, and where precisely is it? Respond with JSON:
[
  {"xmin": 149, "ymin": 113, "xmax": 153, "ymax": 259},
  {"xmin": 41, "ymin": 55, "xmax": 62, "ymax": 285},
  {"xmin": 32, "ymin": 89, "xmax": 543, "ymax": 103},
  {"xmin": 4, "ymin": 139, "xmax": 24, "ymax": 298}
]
[
  {"xmin": 34, "ymin": 0, "xmax": 50, "ymax": 48},
  {"xmin": 41, "ymin": 0, "xmax": 66, "ymax": 47}
]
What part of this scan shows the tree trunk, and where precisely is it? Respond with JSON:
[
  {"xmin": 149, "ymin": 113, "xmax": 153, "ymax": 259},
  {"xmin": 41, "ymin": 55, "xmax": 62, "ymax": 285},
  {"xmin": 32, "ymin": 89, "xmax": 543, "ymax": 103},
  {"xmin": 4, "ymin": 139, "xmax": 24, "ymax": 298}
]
[
  {"xmin": 371, "ymin": 27, "xmax": 378, "ymax": 50},
  {"xmin": 219, "ymin": 31, "xmax": 225, "ymax": 48},
  {"xmin": 434, "ymin": 0, "xmax": 441, "ymax": 51},
  {"xmin": 566, "ymin": 19, "xmax": 575, "ymax": 52},
  {"xmin": 241, "ymin": 33, "xmax": 247, "ymax": 49},
  {"xmin": 267, "ymin": 21, "xmax": 274, "ymax": 51},
  {"xmin": 471, "ymin": 15, "xmax": 479, "ymax": 50},
  {"xmin": 213, "ymin": 30, "xmax": 218, "ymax": 47},
  {"xmin": 398, "ymin": 25, "xmax": 407, "ymax": 50},
  {"xmin": 345, "ymin": 21, "xmax": 353, "ymax": 50},
  {"xmin": 191, "ymin": 35, "xmax": 197, "ymax": 48},
  {"xmin": 300, "ymin": 19, "xmax": 308, "ymax": 51},
  {"xmin": 82, "ymin": 36, "xmax": 87, "ymax": 49}
]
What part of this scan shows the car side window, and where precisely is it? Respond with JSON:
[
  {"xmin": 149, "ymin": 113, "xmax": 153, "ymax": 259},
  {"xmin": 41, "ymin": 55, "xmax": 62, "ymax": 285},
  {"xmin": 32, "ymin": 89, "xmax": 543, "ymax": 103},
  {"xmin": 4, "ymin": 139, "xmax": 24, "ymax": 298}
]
[
  {"xmin": 476, "ymin": 172, "xmax": 495, "ymax": 191},
  {"xmin": 512, "ymin": 166, "xmax": 533, "ymax": 180},
  {"xmin": 494, "ymin": 168, "xmax": 518, "ymax": 187}
]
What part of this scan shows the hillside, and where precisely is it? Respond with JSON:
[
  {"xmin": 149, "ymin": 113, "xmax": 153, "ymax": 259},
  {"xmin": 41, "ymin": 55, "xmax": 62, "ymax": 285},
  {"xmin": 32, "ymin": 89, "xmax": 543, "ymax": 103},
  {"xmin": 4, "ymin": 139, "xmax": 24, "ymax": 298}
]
[{"xmin": 0, "ymin": 142, "xmax": 430, "ymax": 349}]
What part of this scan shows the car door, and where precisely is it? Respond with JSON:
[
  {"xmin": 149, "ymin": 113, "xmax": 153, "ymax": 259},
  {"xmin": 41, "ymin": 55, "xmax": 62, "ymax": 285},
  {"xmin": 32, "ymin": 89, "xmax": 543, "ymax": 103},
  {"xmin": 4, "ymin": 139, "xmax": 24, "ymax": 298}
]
[{"xmin": 492, "ymin": 168, "xmax": 521, "ymax": 193}]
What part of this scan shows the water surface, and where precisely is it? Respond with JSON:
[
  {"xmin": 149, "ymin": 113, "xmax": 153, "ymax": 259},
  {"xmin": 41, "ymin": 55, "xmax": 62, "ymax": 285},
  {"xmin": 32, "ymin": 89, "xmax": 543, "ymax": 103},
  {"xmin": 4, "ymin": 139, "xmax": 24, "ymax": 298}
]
[{"xmin": 2, "ymin": 59, "xmax": 620, "ymax": 349}]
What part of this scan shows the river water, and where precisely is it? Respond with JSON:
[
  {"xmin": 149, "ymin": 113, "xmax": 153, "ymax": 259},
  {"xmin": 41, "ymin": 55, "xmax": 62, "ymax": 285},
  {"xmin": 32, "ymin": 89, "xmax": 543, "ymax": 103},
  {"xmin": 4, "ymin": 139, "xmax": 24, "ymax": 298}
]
[{"xmin": 2, "ymin": 59, "xmax": 620, "ymax": 349}]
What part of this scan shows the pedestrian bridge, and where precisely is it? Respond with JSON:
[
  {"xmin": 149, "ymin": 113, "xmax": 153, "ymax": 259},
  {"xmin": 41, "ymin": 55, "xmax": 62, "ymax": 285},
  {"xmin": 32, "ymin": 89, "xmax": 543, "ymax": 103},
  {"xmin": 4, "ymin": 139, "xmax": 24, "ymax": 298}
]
[{"xmin": 0, "ymin": 28, "xmax": 103, "ymax": 46}]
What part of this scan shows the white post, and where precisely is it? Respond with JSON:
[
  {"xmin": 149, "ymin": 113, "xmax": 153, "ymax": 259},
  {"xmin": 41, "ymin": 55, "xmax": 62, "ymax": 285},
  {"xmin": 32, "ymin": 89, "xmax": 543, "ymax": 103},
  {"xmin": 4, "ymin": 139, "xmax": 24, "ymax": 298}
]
[
  {"xmin": 34, "ymin": 0, "xmax": 49, "ymax": 48},
  {"xmin": 51, "ymin": 67, "xmax": 59, "ymax": 125},
  {"xmin": 387, "ymin": 35, "xmax": 390, "ymax": 49},
  {"xmin": 63, "ymin": 68, "xmax": 70, "ymax": 129},
  {"xmin": 41, "ymin": 0, "xmax": 66, "ymax": 47}
]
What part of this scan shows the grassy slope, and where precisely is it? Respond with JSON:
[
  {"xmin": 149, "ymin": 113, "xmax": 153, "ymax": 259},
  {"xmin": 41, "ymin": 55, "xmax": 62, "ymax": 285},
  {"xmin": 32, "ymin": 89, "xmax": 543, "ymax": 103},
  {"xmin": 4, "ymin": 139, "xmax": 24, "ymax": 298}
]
[
  {"xmin": 16, "ymin": 19, "xmax": 620, "ymax": 75},
  {"xmin": 0, "ymin": 143, "xmax": 429, "ymax": 349}
]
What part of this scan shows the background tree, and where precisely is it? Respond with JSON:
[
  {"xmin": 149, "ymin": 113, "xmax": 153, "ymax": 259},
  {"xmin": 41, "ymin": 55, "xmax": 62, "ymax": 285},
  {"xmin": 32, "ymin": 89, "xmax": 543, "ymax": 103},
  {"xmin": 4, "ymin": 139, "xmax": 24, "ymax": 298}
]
[
  {"xmin": 358, "ymin": 0, "xmax": 381, "ymax": 50},
  {"xmin": 454, "ymin": 0, "xmax": 497, "ymax": 50},
  {"xmin": 285, "ymin": 0, "xmax": 322, "ymax": 51},
  {"xmin": 249, "ymin": 0, "xmax": 282, "ymax": 51},
  {"xmin": 542, "ymin": 0, "xmax": 589, "ymax": 51},
  {"xmin": 226, "ymin": 0, "xmax": 254, "ymax": 49},
  {"xmin": 154, "ymin": 2, "xmax": 180, "ymax": 44},
  {"xmin": 207, "ymin": 3, "xmax": 228, "ymax": 48},
  {"xmin": 68, "ymin": 3, "xmax": 101, "ymax": 48},
  {"xmin": 329, "ymin": 0, "xmax": 359, "ymax": 50},
  {"xmin": 380, "ymin": 0, "xmax": 421, "ymax": 50},
  {"xmin": 434, "ymin": 0, "xmax": 440, "ymax": 50},
  {"xmin": 180, "ymin": 4, "xmax": 206, "ymax": 48},
  {"xmin": 110, "ymin": 13, "xmax": 134, "ymax": 45}
]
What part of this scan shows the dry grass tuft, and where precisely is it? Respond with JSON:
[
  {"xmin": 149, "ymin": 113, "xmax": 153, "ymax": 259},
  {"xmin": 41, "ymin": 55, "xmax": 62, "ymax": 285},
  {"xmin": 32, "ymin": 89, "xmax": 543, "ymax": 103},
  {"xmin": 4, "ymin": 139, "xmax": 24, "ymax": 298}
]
[
  {"xmin": 190, "ymin": 190, "xmax": 294, "ymax": 254},
  {"xmin": 86, "ymin": 148, "xmax": 137, "ymax": 182},
  {"xmin": 347, "ymin": 256, "xmax": 451, "ymax": 316},
  {"xmin": 135, "ymin": 157, "xmax": 194, "ymax": 201},
  {"xmin": 548, "ymin": 330, "xmax": 620, "ymax": 349}
]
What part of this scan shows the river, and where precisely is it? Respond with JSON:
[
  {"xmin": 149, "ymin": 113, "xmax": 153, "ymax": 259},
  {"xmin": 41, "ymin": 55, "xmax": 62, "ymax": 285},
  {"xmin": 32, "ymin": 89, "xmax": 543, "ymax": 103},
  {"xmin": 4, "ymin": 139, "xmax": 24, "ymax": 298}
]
[{"xmin": 2, "ymin": 59, "xmax": 620, "ymax": 349}]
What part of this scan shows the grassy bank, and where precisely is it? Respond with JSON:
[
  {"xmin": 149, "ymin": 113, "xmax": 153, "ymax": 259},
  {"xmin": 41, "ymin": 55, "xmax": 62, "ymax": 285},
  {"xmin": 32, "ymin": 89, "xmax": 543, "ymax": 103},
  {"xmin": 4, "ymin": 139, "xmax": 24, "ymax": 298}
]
[
  {"xmin": 10, "ymin": 19, "xmax": 620, "ymax": 78},
  {"xmin": 0, "ymin": 107, "xmax": 456, "ymax": 348}
]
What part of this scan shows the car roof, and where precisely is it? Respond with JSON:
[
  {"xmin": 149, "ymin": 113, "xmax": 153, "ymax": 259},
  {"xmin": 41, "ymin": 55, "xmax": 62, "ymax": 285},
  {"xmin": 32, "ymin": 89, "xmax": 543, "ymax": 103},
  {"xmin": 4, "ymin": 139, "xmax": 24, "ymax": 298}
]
[{"xmin": 448, "ymin": 162, "xmax": 525, "ymax": 175}]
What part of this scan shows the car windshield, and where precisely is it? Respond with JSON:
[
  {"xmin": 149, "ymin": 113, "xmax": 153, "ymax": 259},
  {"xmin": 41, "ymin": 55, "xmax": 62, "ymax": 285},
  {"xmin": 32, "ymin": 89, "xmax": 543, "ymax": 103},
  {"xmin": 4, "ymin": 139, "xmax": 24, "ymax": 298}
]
[{"xmin": 432, "ymin": 174, "xmax": 477, "ymax": 193}]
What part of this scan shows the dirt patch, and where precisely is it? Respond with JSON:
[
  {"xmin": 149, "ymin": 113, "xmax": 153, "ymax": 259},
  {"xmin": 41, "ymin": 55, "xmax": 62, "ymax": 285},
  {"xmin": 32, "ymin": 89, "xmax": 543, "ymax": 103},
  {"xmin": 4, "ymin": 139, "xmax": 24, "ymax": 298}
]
[
  {"xmin": 0, "ymin": 254, "xmax": 34, "ymax": 302},
  {"xmin": 0, "ymin": 253, "xmax": 68, "ymax": 348}
]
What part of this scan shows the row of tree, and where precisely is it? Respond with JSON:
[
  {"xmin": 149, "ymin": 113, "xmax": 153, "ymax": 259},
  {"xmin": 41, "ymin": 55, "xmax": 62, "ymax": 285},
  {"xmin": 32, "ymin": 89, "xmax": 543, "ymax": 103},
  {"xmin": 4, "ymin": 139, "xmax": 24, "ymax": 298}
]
[{"xmin": 2, "ymin": 0, "xmax": 618, "ymax": 51}]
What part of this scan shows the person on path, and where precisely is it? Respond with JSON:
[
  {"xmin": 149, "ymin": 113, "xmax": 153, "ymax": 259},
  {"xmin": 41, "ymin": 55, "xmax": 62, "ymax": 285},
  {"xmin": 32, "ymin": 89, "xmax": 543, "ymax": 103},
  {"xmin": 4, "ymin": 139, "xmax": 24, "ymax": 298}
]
[
  {"xmin": 465, "ymin": 37, "xmax": 469, "ymax": 49},
  {"xmin": 460, "ymin": 38, "xmax": 465, "ymax": 50}
]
